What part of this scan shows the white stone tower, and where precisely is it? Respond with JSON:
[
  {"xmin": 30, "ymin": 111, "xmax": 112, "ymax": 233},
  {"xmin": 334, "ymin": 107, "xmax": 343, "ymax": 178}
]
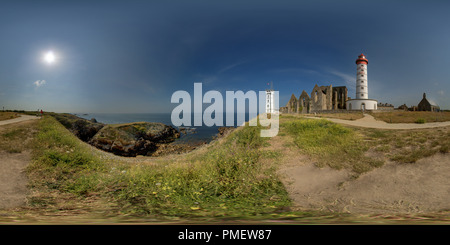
[
  {"xmin": 356, "ymin": 53, "xmax": 369, "ymax": 99},
  {"xmin": 346, "ymin": 53, "xmax": 377, "ymax": 111},
  {"xmin": 265, "ymin": 89, "xmax": 275, "ymax": 113}
]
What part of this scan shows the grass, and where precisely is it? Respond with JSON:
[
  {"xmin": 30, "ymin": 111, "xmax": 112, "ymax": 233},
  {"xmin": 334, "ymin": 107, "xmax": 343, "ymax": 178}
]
[
  {"xmin": 0, "ymin": 122, "xmax": 37, "ymax": 153},
  {"xmin": 415, "ymin": 118, "xmax": 426, "ymax": 124},
  {"xmin": 280, "ymin": 115, "xmax": 450, "ymax": 171},
  {"xmin": 307, "ymin": 112, "xmax": 364, "ymax": 121},
  {"xmin": 355, "ymin": 127, "xmax": 450, "ymax": 163},
  {"xmin": 4, "ymin": 113, "xmax": 448, "ymax": 223},
  {"xmin": 0, "ymin": 112, "xmax": 20, "ymax": 121},
  {"xmin": 26, "ymin": 116, "xmax": 106, "ymax": 204},
  {"xmin": 371, "ymin": 111, "xmax": 450, "ymax": 123},
  {"xmin": 26, "ymin": 116, "xmax": 291, "ymax": 218},
  {"xmin": 281, "ymin": 118, "xmax": 383, "ymax": 175}
]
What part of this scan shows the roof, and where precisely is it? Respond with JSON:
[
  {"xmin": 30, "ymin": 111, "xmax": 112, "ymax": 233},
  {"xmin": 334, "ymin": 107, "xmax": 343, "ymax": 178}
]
[{"xmin": 356, "ymin": 53, "xmax": 369, "ymax": 64}]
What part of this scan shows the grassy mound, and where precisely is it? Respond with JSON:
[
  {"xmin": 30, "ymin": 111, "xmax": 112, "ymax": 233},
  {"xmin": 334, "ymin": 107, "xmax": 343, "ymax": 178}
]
[
  {"xmin": 27, "ymin": 116, "xmax": 291, "ymax": 218},
  {"xmin": 281, "ymin": 118, "xmax": 383, "ymax": 174}
]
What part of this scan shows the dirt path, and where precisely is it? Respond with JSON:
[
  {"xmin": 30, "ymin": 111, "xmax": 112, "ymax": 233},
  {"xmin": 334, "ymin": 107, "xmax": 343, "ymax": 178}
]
[
  {"xmin": 275, "ymin": 135, "xmax": 450, "ymax": 214},
  {"xmin": 307, "ymin": 113, "xmax": 450, "ymax": 129},
  {"xmin": 0, "ymin": 120, "xmax": 37, "ymax": 209},
  {"xmin": 0, "ymin": 115, "xmax": 40, "ymax": 126},
  {"xmin": 0, "ymin": 151, "xmax": 30, "ymax": 209}
]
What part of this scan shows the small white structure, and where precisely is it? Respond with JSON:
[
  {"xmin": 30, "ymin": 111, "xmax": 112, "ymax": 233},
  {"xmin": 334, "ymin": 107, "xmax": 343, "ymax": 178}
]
[
  {"xmin": 265, "ymin": 89, "xmax": 276, "ymax": 114},
  {"xmin": 346, "ymin": 53, "xmax": 377, "ymax": 111}
]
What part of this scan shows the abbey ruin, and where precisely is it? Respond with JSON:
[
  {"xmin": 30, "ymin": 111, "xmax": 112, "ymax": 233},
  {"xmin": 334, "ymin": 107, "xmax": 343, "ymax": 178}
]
[{"xmin": 280, "ymin": 84, "xmax": 349, "ymax": 114}]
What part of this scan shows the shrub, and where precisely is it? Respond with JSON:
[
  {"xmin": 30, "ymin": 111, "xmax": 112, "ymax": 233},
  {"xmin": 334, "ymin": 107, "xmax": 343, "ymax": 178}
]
[{"xmin": 415, "ymin": 118, "xmax": 426, "ymax": 124}]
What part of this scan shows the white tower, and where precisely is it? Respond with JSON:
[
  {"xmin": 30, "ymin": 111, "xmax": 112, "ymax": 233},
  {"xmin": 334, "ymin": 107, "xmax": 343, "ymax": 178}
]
[
  {"xmin": 346, "ymin": 53, "xmax": 377, "ymax": 111},
  {"xmin": 356, "ymin": 53, "xmax": 369, "ymax": 99},
  {"xmin": 265, "ymin": 89, "xmax": 275, "ymax": 113}
]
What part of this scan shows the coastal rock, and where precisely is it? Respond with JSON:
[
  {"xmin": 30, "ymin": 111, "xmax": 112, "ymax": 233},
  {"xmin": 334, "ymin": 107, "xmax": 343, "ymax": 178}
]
[
  {"xmin": 73, "ymin": 119, "xmax": 105, "ymax": 142},
  {"xmin": 179, "ymin": 127, "xmax": 197, "ymax": 135},
  {"xmin": 216, "ymin": 126, "xmax": 235, "ymax": 138},
  {"xmin": 50, "ymin": 113, "xmax": 105, "ymax": 141},
  {"xmin": 89, "ymin": 122, "xmax": 180, "ymax": 157}
]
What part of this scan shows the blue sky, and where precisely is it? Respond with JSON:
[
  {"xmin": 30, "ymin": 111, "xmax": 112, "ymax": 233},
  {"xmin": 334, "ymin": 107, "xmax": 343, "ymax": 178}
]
[{"xmin": 0, "ymin": 0, "xmax": 449, "ymax": 113}]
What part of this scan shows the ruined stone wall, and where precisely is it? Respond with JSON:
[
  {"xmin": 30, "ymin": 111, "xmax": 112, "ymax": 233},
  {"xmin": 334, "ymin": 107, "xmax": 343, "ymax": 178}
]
[
  {"xmin": 284, "ymin": 85, "xmax": 349, "ymax": 114},
  {"xmin": 332, "ymin": 86, "xmax": 348, "ymax": 110}
]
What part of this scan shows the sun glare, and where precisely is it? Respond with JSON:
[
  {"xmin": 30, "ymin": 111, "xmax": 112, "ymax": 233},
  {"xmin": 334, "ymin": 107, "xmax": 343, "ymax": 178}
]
[{"xmin": 44, "ymin": 51, "xmax": 56, "ymax": 64}]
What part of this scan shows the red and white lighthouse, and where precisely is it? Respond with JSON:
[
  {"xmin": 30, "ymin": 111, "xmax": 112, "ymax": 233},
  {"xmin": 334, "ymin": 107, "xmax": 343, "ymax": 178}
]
[
  {"xmin": 346, "ymin": 53, "xmax": 378, "ymax": 111},
  {"xmin": 355, "ymin": 53, "xmax": 369, "ymax": 99}
]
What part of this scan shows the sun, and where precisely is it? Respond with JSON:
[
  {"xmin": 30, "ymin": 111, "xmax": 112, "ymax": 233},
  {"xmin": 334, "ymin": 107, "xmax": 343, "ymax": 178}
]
[{"xmin": 44, "ymin": 51, "xmax": 56, "ymax": 64}]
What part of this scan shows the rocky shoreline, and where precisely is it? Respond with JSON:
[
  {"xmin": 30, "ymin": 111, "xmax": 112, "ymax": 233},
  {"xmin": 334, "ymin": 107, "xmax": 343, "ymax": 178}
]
[{"xmin": 50, "ymin": 113, "xmax": 233, "ymax": 157}]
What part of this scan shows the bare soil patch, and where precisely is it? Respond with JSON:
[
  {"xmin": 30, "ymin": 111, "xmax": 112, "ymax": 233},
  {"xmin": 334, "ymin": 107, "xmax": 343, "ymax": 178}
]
[
  {"xmin": 275, "ymin": 130, "xmax": 450, "ymax": 214},
  {"xmin": 0, "ymin": 120, "xmax": 38, "ymax": 209}
]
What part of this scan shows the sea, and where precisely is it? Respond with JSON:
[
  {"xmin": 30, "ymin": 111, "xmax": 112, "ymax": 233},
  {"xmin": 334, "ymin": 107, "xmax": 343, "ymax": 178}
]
[{"xmin": 76, "ymin": 112, "xmax": 252, "ymax": 144}]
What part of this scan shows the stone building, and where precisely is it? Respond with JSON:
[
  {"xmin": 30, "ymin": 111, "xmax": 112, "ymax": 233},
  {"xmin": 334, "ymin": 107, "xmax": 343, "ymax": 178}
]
[
  {"xmin": 311, "ymin": 85, "xmax": 333, "ymax": 111},
  {"xmin": 298, "ymin": 90, "xmax": 311, "ymax": 114},
  {"xmin": 286, "ymin": 94, "xmax": 298, "ymax": 113},
  {"xmin": 281, "ymin": 84, "xmax": 348, "ymax": 114},
  {"xmin": 332, "ymin": 86, "xmax": 348, "ymax": 110},
  {"xmin": 397, "ymin": 104, "xmax": 408, "ymax": 111},
  {"xmin": 418, "ymin": 93, "xmax": 440, "ymax": 112}
]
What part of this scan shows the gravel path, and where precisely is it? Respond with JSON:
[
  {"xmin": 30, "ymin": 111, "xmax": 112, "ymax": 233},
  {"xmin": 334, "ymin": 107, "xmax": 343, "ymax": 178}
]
[
  {"xmin": 307, "ymin": 113, "xmax": 450, "ymax": 129},
  {"xmin": 0, "ymin": 119, "xmax": 37, "ymax": 209},
  {"xmin": 0, "ymin": 115, "xmax": 40, "ymax": 126}
]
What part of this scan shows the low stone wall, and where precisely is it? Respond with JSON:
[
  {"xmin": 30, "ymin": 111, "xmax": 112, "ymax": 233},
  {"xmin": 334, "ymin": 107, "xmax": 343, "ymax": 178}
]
[
  {"xmin": 377, "ymin": 106, "xmax": 395, "ymax": 111},
  {"xmin": 281, "ymin": 109, "xmax": 363, "ymax": 115}
]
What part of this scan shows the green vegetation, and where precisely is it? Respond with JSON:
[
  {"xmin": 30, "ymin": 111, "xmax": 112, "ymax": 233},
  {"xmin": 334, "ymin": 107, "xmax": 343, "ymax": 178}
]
[
  {"xmin": 0, "ymin": 123, "xmax": 37, "ymax": 153},
  {"xmin": 415, "ymin": 118, "xmax": 426, "ymax": 124},
  {"xmin": 27, "ymin": 116, "xmax": 290, "ymax": 218},
  {"xmin": 3, "ymin": 113, "xmax": 447, "ymax": 223},
  {"xmin": 281, "ymin": 118, "xmax": 383, "ymax": 174},
  {"xmin": 0, "ymin": 111, "xmax": 20, "ymax": 121},
  {"xmin": 27, "ymin": 116, "xmax": 106, "ymax": 203},
  {"xmin": 357, "ymin": 127, "xmax": 450, "ymax": 163},
  {"xmin": 371, "ymin": 111, "xmax": 450, "ymax": 123},
  {"xmin": 309, "ymin": 112, "xmax": 364, "ymax": 121}
]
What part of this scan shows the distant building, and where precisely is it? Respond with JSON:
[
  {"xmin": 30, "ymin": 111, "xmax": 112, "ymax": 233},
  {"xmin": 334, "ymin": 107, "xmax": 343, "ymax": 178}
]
[
  {"xmin": 377, "ymin": 102, "xmax": 394, "ymax": 111},
  {"xmin": 298, "ymin": 90, "xmax": 311, "ymax": 113},
  {"xmin": 397, "ymin": 104, "xmax": 409, "ymax": 111},
  {"xmin": 265, "ymin": 89, "xmax": 276, "ymax": 114},
  {"xmin": 418, "ymin": 93, "xmax": 440, "ymax": 112},
  {"xmin": 281, "ymin": 85, "xmax": 348, "ymax": 114},
  {"xmin": 286, "ymin": 94, "xmax": 298, "ymax": 113}
]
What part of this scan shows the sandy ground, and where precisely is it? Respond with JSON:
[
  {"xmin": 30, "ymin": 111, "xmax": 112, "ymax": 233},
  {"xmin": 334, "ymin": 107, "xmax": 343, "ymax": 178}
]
[
  {"xmin": 0, "ymin": 117, "xmax": 38, "ymax": 209},
  {"xmin": 0, "ymin": 114, "xmax": 40, "ymax": 126},
  {"xmin": 307, "ymin": 113, "xmax": 450, "ymax": 129},
  {"xmin": 276, "ymin": 136, "xmax": 450, "ymax": 214},
  {"xmin": 0, "ymin": 151, "xmax": 30, "ymax": 209}
]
